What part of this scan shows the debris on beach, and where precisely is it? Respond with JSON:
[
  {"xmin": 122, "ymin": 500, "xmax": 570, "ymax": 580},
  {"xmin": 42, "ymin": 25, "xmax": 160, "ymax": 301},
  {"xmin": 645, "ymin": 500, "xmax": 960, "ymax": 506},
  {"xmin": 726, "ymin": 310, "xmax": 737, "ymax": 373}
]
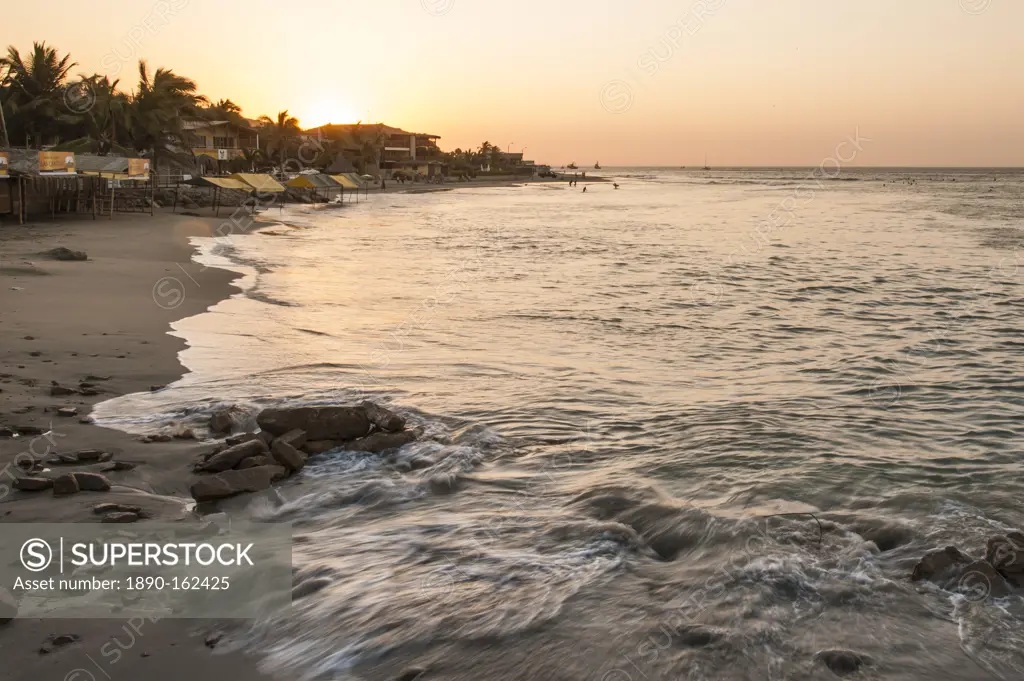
[{"xmin": 44, "ymin": 247, "xmax": 88, "ymax": 261}]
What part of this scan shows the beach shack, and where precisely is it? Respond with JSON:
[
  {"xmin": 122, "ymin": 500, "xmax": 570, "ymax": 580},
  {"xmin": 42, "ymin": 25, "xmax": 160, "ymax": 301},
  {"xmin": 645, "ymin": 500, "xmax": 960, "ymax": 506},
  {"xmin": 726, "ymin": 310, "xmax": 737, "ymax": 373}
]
[{"xmin": 1, "ymin": 150, "xmax": 108, "ymax": 223}]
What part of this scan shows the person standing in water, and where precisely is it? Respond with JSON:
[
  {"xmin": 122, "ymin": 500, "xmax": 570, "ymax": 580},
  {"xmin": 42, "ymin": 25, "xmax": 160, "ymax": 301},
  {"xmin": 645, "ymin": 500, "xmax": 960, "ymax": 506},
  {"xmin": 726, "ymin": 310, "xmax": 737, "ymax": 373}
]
[
  {"xmin": 582, "ymin": 186, "xmax": 587, "ymax": 193},
  {"xmin": 381, "ymin": 178, "xmax": 386, "ymax": 191}
]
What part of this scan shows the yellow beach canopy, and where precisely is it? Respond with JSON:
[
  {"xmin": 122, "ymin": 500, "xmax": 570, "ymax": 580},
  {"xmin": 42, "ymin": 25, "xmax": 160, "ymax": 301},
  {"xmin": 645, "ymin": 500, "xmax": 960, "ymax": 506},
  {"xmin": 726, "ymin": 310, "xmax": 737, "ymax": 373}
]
[
  {"xmin": 230, "ymin": 173, "xmax": 285, "ymax": 193},
  {"xmin": 286, "ymin": 174, "xmax": 339, "ymax": 189},
  {"xmin": 331, "ymin": 174, "xmax": 361, "ymax": 189},
  {"xmin": 201, "ymin": 176, "xmax": 249, "ymax": 190}
]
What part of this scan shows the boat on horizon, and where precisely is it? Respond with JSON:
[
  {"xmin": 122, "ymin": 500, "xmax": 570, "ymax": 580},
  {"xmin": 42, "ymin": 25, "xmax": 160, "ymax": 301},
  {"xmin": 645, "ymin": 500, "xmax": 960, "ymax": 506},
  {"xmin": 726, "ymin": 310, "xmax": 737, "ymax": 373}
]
[
  {"xmin": 594, "ymin": 161, "xmax": 601, "ymax": 169},
  {"xmin": 703, "ymin": 153, "xmax": 710, "ymax": 171},
  {"xmin": 567, "ymin": 162, "xmax": 578, "ymax": 169}
]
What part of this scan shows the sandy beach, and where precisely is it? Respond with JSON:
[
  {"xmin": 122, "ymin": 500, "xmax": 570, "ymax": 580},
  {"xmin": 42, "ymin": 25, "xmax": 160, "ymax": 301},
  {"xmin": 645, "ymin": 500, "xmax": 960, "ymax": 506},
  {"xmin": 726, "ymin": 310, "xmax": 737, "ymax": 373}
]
[{"xmin": 0, "ymin": 212, "xmax": 275, "ymax": 680}]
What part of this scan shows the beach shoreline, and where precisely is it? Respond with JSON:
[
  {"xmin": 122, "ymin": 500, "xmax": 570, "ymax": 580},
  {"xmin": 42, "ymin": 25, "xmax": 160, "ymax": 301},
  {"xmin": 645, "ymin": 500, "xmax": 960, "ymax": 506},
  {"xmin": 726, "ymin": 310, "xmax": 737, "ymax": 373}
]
[{"xmin": 0, "ymin": 210, "xmax": 276, "ymax": 679}]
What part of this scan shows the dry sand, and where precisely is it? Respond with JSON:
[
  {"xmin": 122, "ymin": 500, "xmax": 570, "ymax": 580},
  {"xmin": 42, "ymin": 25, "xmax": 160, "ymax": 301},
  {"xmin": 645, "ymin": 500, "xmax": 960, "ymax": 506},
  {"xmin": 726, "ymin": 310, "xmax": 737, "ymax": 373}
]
[{"xmin": 0, "ymin": 212, "xmax": 276, "ymax": 679}]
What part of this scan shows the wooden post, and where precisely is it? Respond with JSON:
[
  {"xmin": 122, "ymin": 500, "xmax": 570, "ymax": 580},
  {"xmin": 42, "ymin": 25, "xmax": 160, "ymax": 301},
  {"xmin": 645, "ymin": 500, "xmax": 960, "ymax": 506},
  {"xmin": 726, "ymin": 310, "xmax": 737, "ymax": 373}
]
[{"xmin": 109, "ymin": 179, "xmax": 115, "ymax": 219}]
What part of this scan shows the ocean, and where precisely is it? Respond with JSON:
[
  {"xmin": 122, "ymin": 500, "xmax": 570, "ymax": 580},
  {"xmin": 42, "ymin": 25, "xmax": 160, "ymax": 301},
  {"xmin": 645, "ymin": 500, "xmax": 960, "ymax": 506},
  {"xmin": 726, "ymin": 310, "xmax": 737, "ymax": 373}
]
[{"xmin": 95, "ymin": 168, "xmax": 1024, "ymax": 680}]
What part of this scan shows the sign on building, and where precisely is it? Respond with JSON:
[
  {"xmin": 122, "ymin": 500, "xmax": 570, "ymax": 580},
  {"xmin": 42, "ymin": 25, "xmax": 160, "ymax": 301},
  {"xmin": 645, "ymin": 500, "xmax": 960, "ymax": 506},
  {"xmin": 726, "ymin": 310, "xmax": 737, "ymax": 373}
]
[
  {"xmin": 39, "ymin": 151, "xmax": 76, "ymax": 174},
  {"xmin": 128, "ymin": 158, "xmax": 151, "ymax": 178},
  {"xmin": 0, "ymin": 152, "xmax": 8, "ymax": 177},
  {"xmin": 217, "ymin": 149, "xmax": 228, "ymax": 161}
]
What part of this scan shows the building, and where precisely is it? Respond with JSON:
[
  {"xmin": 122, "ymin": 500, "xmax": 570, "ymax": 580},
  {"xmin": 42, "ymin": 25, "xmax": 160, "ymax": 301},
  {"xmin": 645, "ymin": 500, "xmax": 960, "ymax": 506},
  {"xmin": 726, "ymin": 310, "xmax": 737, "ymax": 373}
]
[
  {"xmin": 305, "ymin": 123, "xmax": 443, "ymax": 178},
  {"xmin": 181, "ymin": 118, "xmax": 261, "ymax": 171}
]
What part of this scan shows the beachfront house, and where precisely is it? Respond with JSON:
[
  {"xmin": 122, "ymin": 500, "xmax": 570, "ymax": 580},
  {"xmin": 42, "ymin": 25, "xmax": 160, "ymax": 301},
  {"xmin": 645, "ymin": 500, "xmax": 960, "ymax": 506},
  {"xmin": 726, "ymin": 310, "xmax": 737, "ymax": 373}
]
[
  {"xmin": 305, "ymin": 123, "xmax": 444, "ymax": 180},
  {"xmin": 182, "ymin": 117, "xmax": 262, "ymax": 174}
]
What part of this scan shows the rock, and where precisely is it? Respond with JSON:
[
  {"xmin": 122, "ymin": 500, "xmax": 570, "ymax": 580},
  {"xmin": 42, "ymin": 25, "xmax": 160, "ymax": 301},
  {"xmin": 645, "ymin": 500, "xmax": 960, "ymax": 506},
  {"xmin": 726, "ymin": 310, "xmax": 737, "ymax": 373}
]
[
  {"xmin": 302, "ymin": 440, "xmax": 345, "ymax": 456},
  {"xmin": 815, "ymin": 649, "xmax": 871, "ymax": 676},
  {"xmin": 167, "ymin": 423, "xmax": 196, "ymax": 440},
  {"xmin": 0, "ymin": 426, "xmax": 13, "ymax": 438},
  {"xmin": 50, "ymin": 384, "xmax": 76, "ymax": 396},
  {"xmin": 52, "ymin": 474, "xmax": 80, "ymax": 496},
  {"xmin": 292, "ymin": 577, "xmax": 331, "ymax": 600},
  {"xmin": 237, "ymin": 456, "xmax": 273, "ymax": 470},
  {"xmin": 209, "ymin": 405, "xmax": 248, "ymax": 435},
  {"xmin": 200, "ymin": 439, "xmax": 269, "ymax": 473},
  {"xmin": 275, "ymin": 428, "xmax": 308, "ymax": 450},
  {"xmin": 57, "ymin": 407, "xmax": 78, "ymax": 417},
  {"xmin": 141, "ymin": 433, "xmax": 173, "ymax": 443},
  {"xmin": 79, "ymin": 388, "xmax": 100, "ymax": 396},
  {"xmin": 257, "ymin": 430, "xmax": 275, "ymax": 446},
  {"xmin": 93, "ymin": 503, "xmax": 142, "ymax": 515},
  {"xmin": 150, "ymin": 384, "xmax": 166, "ymax": 391},
  {"xmin": 257, "ymin": 406, "xmax": 371, "ymax": 441},
  {"xmin": 84, "ymin": 374, "xmax": 111, "ymax": 381},
  {"xmin": 75, "ymin": 449, "xmax": 105, "ymax": 461},
  {"xmin": 45, "ymin": 247, "xmax": 88, "ymax": 261},
  {"xmin": 204, "ymin": 632, "xmax": 223, "ymax": 648},
  {"xmin": 101, "ymin": 512, "xmax": 140, "ymax": 523},
  {"xmin": 911, "ymin": 546, "xmax": 970, "ymax": 583},
  {"xmin": 0, "ymin": 587, "xmax": 17, "ymax": 624},
  {"xmin": 360, "ymin": 401, "xmax": 406, "ymax": 432},
  {"xmin": 189, "ymin": 466, "xmax": 287, "ymax": 502},
  {"xmin": 225, "ymin": 432, "xmax": 258, "ymax": 446},
  {"xmin": 15, "ymin": 425, "xmax": 45, "ymax": 436},
  {"xmin": 957, "ymin": 560, "xmax": 1014, "ymax": 600},
  {"xmin": 344, "ymin": 429, "xmax": 419, "ymax": 454},
  {"xmin": 29, "ymin": 351, "xmax": 42, "ymax": 357},
  {"xmin": 71, "ymin": 472, "xmax": 111, "ymax": 492},
  {"xmin": 271, "ymin": 440, "xmax": 305, "ymax": 472},
  {"xmin": 986, "ymin": 534, "xmax": 1024, "ymax": 577},
  {"xmin": 39, "ymin": 633, "xmax": 81, "ymax": 654},
  {"xmin": 14, "ymin": 477, "xmax": 54, "ymax": 492},
  {"xmin": 101, "ymin": 461, "xmax": 136, "ymax": 472}
]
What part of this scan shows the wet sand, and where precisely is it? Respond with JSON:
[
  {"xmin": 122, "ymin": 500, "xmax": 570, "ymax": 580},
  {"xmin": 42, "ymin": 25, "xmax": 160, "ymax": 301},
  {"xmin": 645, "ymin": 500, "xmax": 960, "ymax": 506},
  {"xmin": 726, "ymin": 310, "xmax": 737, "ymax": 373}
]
[{"xmin": 0, "ymin": 212, "xmax": 276, "ymax": 680}]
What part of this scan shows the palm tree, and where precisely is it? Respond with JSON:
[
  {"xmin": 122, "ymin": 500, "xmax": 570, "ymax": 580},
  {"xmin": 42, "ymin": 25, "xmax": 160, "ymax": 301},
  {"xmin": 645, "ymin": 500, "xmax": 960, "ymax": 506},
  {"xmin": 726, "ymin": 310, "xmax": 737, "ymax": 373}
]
[
  {"xmin": 258, "ymin": 110, "xmax": 300, "ymax": 168},
  {"xmin": 59, "ymin": 74, "xmax": 131, "ymax": 155},
  {"xmin": 127, "ymin": 59, "xmax": 206, "ymax": 172},
  {"xmin": 0, "ymin": 42, "xmax": 76, "ymax": 146}
]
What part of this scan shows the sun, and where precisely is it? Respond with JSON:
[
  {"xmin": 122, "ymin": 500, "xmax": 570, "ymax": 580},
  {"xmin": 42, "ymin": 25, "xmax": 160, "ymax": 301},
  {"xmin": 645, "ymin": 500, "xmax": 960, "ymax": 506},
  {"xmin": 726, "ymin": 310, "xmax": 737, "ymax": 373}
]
[{"xmin": 297, "ymin": 95, "xmax": 361, "ymax": 129}]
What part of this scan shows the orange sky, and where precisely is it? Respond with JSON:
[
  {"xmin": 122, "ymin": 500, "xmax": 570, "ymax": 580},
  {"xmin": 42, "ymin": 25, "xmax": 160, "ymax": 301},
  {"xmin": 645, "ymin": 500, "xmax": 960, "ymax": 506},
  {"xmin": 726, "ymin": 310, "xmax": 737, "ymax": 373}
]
[{"xmin": 4, "ymin": 0, "xmax": 1022, "ymax": 166}]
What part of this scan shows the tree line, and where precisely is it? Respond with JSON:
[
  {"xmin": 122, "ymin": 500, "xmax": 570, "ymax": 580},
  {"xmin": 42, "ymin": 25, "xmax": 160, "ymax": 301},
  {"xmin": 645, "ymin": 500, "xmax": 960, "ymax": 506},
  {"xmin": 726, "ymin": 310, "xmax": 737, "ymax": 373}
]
[{"xmin": 0, "ymin": 41, "xmax": 524, "ymax": 176}]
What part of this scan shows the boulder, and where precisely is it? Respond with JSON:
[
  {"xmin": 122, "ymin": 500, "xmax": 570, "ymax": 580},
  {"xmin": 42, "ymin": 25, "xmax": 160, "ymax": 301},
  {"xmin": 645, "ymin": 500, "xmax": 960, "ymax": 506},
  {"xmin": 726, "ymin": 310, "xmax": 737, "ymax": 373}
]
[
  {"xmin": 360, "ymin": 401, "xmax": 406, "ymax": 432},
  {"xmin": 50, "ymin": 384, "xmax": 76, "ymax": 396},
  {"xmin": 302, "ymin": 440, "xmax": 344, "ymax": 456},
  {"xmin": 271, "ymin": 440, "xmax": 305, "ymax": 472},
  {"xmin": 343, "ymin": 429, "xmax": 419, "ymax": 454},
  {"xmin": 257, "ymin": 406, "xmax": 371, "ymax": 441},
  {"xmin": 57, "ymin": 407, "xmax": 78, "ymax": 417},
  {"xmin": 52, "ymin": 474, "xmax": 80, "ymax": 496},
  {"xmin": 190, "ymin": 466, "xmax": 287, "ymax": 502},
  {"xmin": 14, "ymin": 477, "xmax": 54, "ymax": 492},
  {"xmin": 71, "ymin": 472, "xmax": 111, "ymax": 492},
  {"xmin": 200, "ymin": 439, "xmax": 269, "ymax": 473},
  {"xmin": 209, "ymin": 405, "xmax": 248, "ymax": 435},
  {"xmin": 275, "ymin": 428, "xmax": 308, "ymax": 450},
  {"xmin": 237, "ymin": 456, "xmax": 273, "ymax": 470},
  {"xmin": 45, "ymin": 247, "xmax": 88, "ymax": 261},
  {"xmin": 911, "ymin": 546, "xmax": 970, "ymax": 583},
  {"xmin": 225, "ymin": 432, "xmax": 258, "ymax": 447},
  {"xmin": 75, "ymin": 449, "xmax": 105, "ymax": 462},
  {"xmin": 958, "ymin": 560, "xmax": 1014, "ymax": 600},
  {"xmin": 986, "ymin": 533, "xmax": 1024, "ymax": 577}
]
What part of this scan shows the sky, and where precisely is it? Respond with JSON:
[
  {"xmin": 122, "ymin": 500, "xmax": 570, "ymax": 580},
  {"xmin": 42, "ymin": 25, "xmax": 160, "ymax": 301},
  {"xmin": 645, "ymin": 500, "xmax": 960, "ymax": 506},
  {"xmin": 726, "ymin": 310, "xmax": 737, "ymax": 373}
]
[{"xmin": 3, "ymin": 0, "xmax": 1022, "ymax": 166}]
